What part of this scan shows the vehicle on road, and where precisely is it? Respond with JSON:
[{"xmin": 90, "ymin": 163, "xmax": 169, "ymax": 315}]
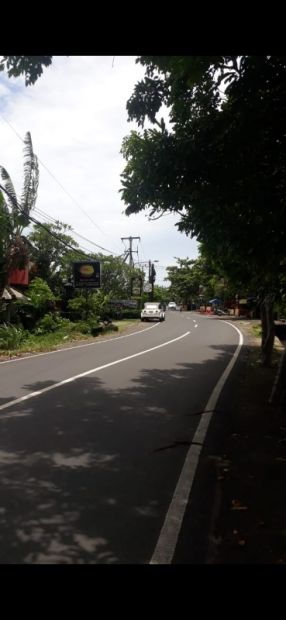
[
  {"xmin": 168, "ymin": 302, "xmax": 177, "ymax": 310},
  {"xmin": 141, "ymin": 302, "xmax": 165, "ymax": 322}
]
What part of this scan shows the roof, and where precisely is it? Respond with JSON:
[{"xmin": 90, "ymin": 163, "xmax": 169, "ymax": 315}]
[{"xmin": 2, "ymin": 286, "xmax": 29, "ymax": 301}]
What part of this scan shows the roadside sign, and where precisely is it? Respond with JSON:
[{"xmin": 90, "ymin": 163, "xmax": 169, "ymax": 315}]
[
  {"xmin": 73, "ymin": 261, "xmax": 101, "ymax": 288},
  {"xmin": 143, "ymin": 283, "xmax": 152, "ymax": 293}
]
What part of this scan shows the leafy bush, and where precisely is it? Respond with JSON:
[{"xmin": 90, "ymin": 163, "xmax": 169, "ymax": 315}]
[
  {"xmin": 0, "ymin": 323, "xmax": 27, "ymax": 350},
  {"xmin": 26, "ymin": 277, "xmax": 57, "ymax": 320},
  {"xmin": 74, "ymin": 320, "xmax": 92, "ymax": 334},
  {"xmin": 34, "ymin": 313, "xmax": 59, "ymax": 334},
  {"xmin": 34, "ymin": 313, "xmax": 75, "ymax": 334},
  {"xmin": 67, "ymin": 290, "xmax": 110, "ymax": 321}
]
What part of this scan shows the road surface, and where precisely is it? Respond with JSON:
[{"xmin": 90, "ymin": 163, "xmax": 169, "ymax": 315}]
[{"xmin": 0, "ymin": 311, "xmax": 242, "ymax": 563}]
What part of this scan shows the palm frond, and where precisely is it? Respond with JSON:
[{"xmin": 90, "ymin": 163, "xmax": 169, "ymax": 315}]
[
  {"xmin": 0, "ymin": 166, "xmax": 18, "ymax": 218},
  {"xmin": 20, "ymin": 131, "xmax": 39, "ymax": 222}
]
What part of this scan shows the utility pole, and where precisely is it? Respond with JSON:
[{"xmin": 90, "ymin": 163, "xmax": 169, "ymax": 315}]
[{"xmin": 121, "ymin": 236, "xmax": 140, "ymax": 268}]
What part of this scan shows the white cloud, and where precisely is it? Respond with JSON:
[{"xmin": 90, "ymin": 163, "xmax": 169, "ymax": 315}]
[{"xmin": 0, "ymin": 56, "xmax": 198, "ymax": 285}]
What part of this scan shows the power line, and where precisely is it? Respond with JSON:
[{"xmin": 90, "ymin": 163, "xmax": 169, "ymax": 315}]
[
  {"xmin": 0, "ymin": 112, "xmax": 120, "ymax": 248},
  {"xmin": 0, "ymin": 183, "xmax": 91, "ymax": 259},
  {"xmin": 1, "ymin": 184, "xmax": 129, "ymax": 269},
  {"xmin": 32, "ymin": 206, "xmax": 119, "ymax": 255}
]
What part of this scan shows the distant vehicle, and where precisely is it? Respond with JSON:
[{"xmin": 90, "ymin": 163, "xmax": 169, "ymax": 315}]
[
  {"xmin": 168, "ymin": 302, "xmax": 177, "ymax": 310},
  {"xmin": 141, "ymin": 302, "xmax": 165, "ymax": 322}
]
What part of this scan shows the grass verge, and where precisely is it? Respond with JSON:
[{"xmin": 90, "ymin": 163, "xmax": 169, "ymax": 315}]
[{"xmin": 0, "ymin": 319, "xmax": 140, "ymax": 358}]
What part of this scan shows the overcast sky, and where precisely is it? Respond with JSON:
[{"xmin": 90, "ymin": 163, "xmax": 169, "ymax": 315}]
[{"xmin": 0, "ymin": 56, "xmax": 198, "ymax": 286}]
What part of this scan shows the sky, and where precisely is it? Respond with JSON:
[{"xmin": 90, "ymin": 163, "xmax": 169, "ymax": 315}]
[{"xmin": 0, "ymin": 56, "xmax": 198, "ymax": 286}]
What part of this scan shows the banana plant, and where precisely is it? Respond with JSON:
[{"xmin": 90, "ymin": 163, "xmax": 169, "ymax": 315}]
[{"xmin": 0, "ymin": 132, "xmax": 39, "ymax": 298}]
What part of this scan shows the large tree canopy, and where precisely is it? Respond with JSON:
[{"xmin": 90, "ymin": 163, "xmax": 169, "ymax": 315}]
[{"xmin": 120, "ymin": 56, "xmax": 286, "ymax": 365}]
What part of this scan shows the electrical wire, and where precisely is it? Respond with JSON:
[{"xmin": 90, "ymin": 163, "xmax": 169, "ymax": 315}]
[
  {"xmin": 1, "ymin": 183, "xmax": 93, "ymax": 259},
  {"xmin": 0, "ymin": 112, "xmax": 121, "ymax": 250},
  {"xmin": 32, "ymin": 206, "xmax": 119, "ymax": 255}
]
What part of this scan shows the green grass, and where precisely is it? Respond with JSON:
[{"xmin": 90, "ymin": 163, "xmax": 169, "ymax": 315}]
[{"xmin": 0, "ymin": 319, "xmax": 140, "ymax": 357}]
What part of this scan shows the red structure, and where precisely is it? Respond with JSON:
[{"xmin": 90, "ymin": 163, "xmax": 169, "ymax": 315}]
[{"xmin": 8, "ymin": 267, "xmax": 29, "ymax": 286}]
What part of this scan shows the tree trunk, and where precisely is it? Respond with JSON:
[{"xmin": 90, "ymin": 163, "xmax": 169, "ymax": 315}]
[{"xmin": 260, "ymin": 296, "xmax": 275, "ymax": 367}]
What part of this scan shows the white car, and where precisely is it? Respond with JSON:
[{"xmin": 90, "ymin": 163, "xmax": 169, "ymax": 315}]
[
  {"xmin": 141, "ymin": 302, "xmax": 165, "ymax": 322},
  {"xmin": 168, "ymin": 301, "xmax": 177, "ymax": 310}
]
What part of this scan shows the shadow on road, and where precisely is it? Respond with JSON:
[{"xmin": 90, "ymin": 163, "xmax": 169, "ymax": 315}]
[{"xmin": 0, "ymin": 342, "xmax": 243, "ymax": 564}]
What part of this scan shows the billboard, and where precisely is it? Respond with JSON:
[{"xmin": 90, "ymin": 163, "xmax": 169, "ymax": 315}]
[{"xmin": 73, "ymin": 261, "xmax": 101, "ymax": 288}]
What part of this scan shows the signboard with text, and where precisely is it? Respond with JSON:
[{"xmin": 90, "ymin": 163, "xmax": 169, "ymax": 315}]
[{"xmin": 73, "ymin": 261, "xmax": 101, "ymax": 288}]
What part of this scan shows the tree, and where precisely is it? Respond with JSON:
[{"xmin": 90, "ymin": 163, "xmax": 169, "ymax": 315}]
[
  {"xmin": 94, "ymin": 254, "xmax": 142, "ymax": 299},
  {"xmin": 0, "ymin": 132, "xmax": 39, "ymax": 299},
  {"xmin": 0, "ymin": 56, "xmax": 53, "ymax": 86},
  {"xmin": 28, "ymin": 221, "xmax": 84, "ymax": 292},
  {"xmin": 120, "ymin": 56, "xmax": 286, "ymax": 366}
]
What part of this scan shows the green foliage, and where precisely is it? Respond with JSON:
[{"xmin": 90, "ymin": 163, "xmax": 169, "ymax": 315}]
[
  {"xmin": 28, "ymin": 220, "xmax": 83, "ymax": 291},
  {"xmin": 0, "ymin": 56, "xmax": 53, "ymax": 86},
  {"xmin": 34, "ymin": 313, "xmax": 73, "ymax": 335},
  {"xmin": 0, "ymin": 323, "xmax": 27, "ymax": 350},
  {"xmin": 27, "ymin": 277, "xmax": 56, "ymax": 313},
  {"xmin": 152, "ymin": 284, "xmax": 169, "ymax": 302},
  {"xmin": 67, "ymin": 290, "xmax": 109, "ymax": 321},
  {"xmin": 121, "ymin": 56, "xmax": 286, "ymax": 286},
  {"xmin": 121, "ymin": 56, "xmax": 286, "ymax": 364},
  {"xmin": 99, "ymin": 254, "xmax": 141, "ymax": 298}
]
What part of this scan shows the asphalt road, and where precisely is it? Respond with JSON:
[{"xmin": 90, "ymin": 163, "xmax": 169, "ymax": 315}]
[{"xmin": 0, "ymin": 311, "xmax": 241, "ymax": 564}]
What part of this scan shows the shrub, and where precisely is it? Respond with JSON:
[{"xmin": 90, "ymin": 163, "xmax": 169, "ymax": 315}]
[
  {"xmin": 75, "ymin": 321, "xmax": 91, "ymax": 334},
  {"xmin": 34, "ymin": 313, "xmax": 75, "ymax": 334},
  {"xmin": 26, "ymin": 278, "xmax": 57, "ymax": 320},
  {"xmin": 0, "ymin": 323, "xmax": 27, "ymax": 350}
]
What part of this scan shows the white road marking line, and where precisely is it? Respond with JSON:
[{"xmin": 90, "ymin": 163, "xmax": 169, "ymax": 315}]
[
  {"xmin": 0, "ymin": 331, "xmax": 190, "ymax": 412},
  {"xmin": 0, "ymin": 322, "xmax": 160, "ymax": 365},
  {"xmin": 150, "ymin": 321, "xmax": 243, "ymax": 564}
]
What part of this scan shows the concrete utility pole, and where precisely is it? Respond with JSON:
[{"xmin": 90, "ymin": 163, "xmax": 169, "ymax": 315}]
[{"xmin": 121, "ymin": 236, "xmax": 140, "ymax": 268}]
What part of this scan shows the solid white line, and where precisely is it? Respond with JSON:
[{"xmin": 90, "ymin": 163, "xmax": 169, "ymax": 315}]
[
  {"xmin": 0, "ymin": 322, "xmax": 160, "ymax": 365},
  {"xmin": 150, "ymin": 320, "xmax": 243, "ymax": 564},
  {"xmin": 0, "ymin": 331, "xmax": 190, "ymax": 412}
]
